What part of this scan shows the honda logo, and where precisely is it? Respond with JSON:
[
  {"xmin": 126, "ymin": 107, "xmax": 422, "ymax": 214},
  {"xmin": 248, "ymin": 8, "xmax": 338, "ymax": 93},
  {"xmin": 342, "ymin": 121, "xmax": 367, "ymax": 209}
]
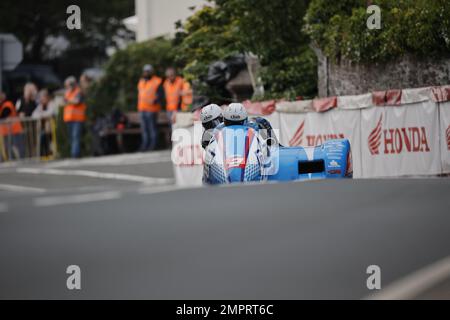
[
  {"xmin": 368, "ymin": 116, "xmax": 383, "ymax": 155},
  {"xmin": 368, "ymin": 115, "xmax": 430, "ymax": 155},
  {"xmin": 446, "ymin": 124, "xmax": 450, "ymax": 151},
  {"xmin": 290, "ymin": 120, "xmax": 344, "ymax": 146},
  {"xmin": 289, "ymin": 120, "xmax": 305, "ymax": 146}
]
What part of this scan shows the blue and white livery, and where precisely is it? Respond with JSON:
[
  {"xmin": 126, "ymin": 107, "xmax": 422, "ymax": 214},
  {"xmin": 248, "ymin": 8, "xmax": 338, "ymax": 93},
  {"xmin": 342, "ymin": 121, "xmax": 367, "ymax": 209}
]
[{"xmin": 203, "ymin": 122, "xmax": 352, "ymax": 184}]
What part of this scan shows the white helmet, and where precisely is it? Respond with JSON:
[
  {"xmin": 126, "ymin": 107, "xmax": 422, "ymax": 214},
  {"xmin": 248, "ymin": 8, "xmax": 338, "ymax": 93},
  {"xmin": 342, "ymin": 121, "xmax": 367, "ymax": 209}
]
[
  {"xmin": 223, "ymin": 103, "xmax": 247, "ymax": 125},
  {"xmin": 200, "ymin": 104, "xmax": 223, "ymax": 129}
]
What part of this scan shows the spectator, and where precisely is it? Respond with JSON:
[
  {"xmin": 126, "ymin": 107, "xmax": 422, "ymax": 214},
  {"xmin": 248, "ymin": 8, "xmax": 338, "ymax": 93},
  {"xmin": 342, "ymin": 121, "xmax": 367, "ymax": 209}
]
[
  {"xmin": 137, "ymin": 64, "xmax": 164, "ymax": 151},
  {"xmin": 79, "ymin": 73, "xmax": 93, "ymax": 95},
  {"xmin": 32, "ymin": 89, "xmax": 57, "ymax": 157},
  {"xmin": 16, "ymin": 82, "xmax": 38, "ymax": 117},
  {"xmin": 32, "ymin": 89, "xmax": 58, "ymax": 119},
  {"xmin": 0, "ymin": 91, "xmax": 24, "ymax": 160},
  {"xmin": 163, "ymin": 67, "xmax": 183, "ymax": 127},
  {"xmin": 63, "ymin": 76, "xmax": 87, "ymax": 158},
  {"xmin": 181, "ymin": 79, "xmax": 193, "ymax": 111}
]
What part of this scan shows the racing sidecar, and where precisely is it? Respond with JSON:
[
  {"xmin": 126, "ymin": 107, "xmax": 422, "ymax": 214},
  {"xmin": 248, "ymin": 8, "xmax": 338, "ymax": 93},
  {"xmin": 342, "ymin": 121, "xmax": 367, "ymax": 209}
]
[{"xmin": 203, "ymin": 123, "xmax": 352, "ymax": 184}]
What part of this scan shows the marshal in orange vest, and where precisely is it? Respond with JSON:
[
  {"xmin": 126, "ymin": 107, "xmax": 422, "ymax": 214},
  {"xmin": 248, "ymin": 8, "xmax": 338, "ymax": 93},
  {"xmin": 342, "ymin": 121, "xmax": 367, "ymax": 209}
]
[
  {"xmin": 163, "ymin": 76, "xmax": 184, "ymax": 112},
  {"xmin": 64, "ymin": 86, "xmax": 87, "ymax": 122},
  {"xmin": 138, "ymin": 76, "xmax": 163, "ymax": 112},
  {"xmin": 0, "ymin": 100, "xmax": 23, "ymax": 136}
]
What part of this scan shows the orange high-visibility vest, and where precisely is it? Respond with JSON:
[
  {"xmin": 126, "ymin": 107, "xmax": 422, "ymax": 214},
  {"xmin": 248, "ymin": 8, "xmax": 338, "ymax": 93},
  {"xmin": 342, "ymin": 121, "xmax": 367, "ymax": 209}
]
[
  {"xmin": 64, "ymin": 86, "xmax": 87, "ymax": 122},
  {"xmin": 138, "ymin": 76, "xmax": 162, "ymax": 112},
  {"xmin": 181, "ymin": 80, "xmax": 193, "ymax": 111},
  {"xmin": 0, "ymin": 101, "xmax": 23, "ymax": 136},
  {"xmin": 163, "ymin": 76, "xmax": 184, "ymax": 112}
]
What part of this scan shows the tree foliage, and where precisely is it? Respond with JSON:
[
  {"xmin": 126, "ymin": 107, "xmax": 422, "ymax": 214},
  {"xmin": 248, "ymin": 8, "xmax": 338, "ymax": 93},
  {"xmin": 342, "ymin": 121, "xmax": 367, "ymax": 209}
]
[
  {"xmin": 174, "ymin": 0, "xmax": 317, "ymax": 100},
  {"xmin": 173, "ymin": 5, "xmax": 241, "ymax": 102},
  {"xmin": 304, "ymin": 0, "xmax": 450, "ymax": 63},
  {"xmin": 86, "ymin": 37, "xmax": 175, "ymax": 117},
  {"xmin": 0, "ymin": 0, "xmax": 134, "ymax": 75}
]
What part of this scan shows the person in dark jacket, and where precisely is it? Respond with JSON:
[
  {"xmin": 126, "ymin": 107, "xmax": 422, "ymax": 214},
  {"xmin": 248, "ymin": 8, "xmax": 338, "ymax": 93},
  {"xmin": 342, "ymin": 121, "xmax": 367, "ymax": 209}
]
[{"xmin": 16, "ymin": 82, "xmax": 38, "ymax": 117}]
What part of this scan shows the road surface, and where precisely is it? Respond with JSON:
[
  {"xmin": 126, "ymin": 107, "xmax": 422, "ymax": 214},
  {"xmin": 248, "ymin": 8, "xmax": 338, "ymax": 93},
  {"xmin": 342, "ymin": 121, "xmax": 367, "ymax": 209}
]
[{"xmin": 0, "ymin": 151, "xmax": 449, "ymax": 299}]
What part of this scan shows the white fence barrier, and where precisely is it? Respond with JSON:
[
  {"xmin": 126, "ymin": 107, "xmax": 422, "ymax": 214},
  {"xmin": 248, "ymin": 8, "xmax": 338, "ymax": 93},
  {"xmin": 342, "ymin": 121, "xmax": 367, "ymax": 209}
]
[
  {"xmin": 360, "ymin": 100, "xmax": 441, "ymax": 177},
  {"xmin": 439, "ymin": 101, "xmax": 450, "ymax": 173},
  {"xmin": 171, "ymin": 113, "xmax": 204, "ymax": 186}
]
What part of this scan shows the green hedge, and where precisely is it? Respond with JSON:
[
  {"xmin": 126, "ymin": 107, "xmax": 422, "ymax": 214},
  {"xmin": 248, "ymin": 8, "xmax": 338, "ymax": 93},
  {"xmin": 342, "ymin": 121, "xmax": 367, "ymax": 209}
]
[
  {"xmin": 86, "ymin": 37, "xmax": 176, "ymax": 118},
  {"xmin": 304, "ymin": 0, "xmax": 450, "ymax": 63},
  {"xmin": 55, "ymin": 111, "xmax": 70, "ymax": 158}
]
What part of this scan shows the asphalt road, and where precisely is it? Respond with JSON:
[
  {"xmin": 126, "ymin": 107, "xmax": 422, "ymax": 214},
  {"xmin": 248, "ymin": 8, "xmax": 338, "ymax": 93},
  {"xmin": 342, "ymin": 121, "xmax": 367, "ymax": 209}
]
[{"xmin": 0, "ymin": 151, "xmax": 449, "ymax": 299}]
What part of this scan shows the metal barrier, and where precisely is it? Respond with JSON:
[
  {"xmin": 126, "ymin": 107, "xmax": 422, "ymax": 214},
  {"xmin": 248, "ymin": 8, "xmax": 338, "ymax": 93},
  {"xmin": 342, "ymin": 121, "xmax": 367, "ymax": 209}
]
[{"xmin": 0, "ymin": 116, "xmax": 58, "ymax": 162}]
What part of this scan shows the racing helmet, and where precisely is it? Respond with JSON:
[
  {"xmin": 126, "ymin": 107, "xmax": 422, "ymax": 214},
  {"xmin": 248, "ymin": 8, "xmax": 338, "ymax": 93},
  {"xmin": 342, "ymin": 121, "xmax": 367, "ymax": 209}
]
[
  {"xmin": 223, "ymin": 103, "xmax": 248, "ymax": 126},
  {"xmin": 200, "ymin": 104, "xmax": 223, "ymax": 130}
]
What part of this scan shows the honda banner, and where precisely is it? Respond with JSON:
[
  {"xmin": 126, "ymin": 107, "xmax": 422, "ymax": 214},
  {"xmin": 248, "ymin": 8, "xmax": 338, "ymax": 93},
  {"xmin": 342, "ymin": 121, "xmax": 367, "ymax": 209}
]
[
  {"xmin": 171, "ymin": 122, "xmax": 204, "ymax": 186},
  {"xmin": 439, "ymin": 101, "xmax": 450, "ymax": 173},
  {"xmin": 279, "ymin": 109, "xmax": 362, "ymax": 177},
  {"xmin": 361, "ymin": 101, "xmax": 441, "ymax": 177}
]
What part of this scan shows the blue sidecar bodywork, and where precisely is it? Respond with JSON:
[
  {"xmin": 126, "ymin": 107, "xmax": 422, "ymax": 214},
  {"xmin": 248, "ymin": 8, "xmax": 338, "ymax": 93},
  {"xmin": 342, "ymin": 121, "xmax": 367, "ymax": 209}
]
[{"xmin": 203, "ymin": 124, "xmax": 352, "ymax": 184}]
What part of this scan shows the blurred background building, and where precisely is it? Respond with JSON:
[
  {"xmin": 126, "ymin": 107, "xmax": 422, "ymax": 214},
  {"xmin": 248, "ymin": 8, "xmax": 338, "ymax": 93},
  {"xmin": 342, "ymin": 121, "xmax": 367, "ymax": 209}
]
[{"xmin": 124, "ymin": 0, "xmax": 207, "ymax": 41}]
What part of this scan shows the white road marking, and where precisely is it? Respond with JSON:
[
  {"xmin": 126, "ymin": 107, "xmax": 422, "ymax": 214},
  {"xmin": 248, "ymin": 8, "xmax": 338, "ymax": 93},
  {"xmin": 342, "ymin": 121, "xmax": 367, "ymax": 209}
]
[
  {"xmin": 16, "ymin": 168, "xmax": 174, "ymax": 185},
  {"xmin": 0, "ymin": 161, "xmax": 21, "ymax": 169},
  {"xmin": 0, "ymin": 152, "xmax": 171, "ymax": 172},
  {"xmin": 138, "ymin": 185, "xmax": 187, "ymax": 195},
  {"xmin": 34, "ymin": 191, "xmax": 122, "ymax": 207},
  {"xmin": 0, "ymin": 202, "xmax": 8, "ymax": 212},
  {"xmin": 367, "ymin": 256, "xmax": 450, "ymax": 300},
  {"xmin": 0, "ymin": 183, "xmax": 46, "ymax": 193},
  {"xmin": 44, "ymin": 151, "xmax": 172, "ymax": 168}
]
